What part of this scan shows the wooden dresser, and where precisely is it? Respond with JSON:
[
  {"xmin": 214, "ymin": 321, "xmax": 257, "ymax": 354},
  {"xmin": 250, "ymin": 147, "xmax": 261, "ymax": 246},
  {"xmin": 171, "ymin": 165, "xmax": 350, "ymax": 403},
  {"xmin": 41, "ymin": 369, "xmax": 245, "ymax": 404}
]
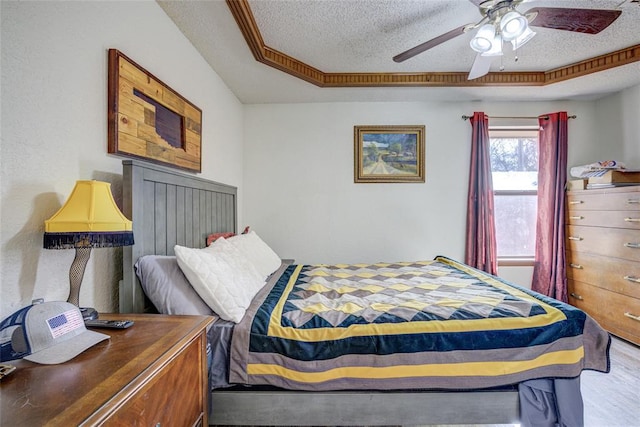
[
  {"xmin": 1, "ymin": 313, "xmax": 213, "ymax": 426},
  {"xmin": 565, "ymin": 185, "xmax": 640, "ymax": 345}
]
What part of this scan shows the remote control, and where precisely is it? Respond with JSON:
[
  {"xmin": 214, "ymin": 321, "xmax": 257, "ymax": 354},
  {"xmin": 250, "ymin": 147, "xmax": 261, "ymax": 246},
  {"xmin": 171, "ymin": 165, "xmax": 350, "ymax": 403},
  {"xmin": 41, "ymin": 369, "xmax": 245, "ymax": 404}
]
[{"xmin": 85, "ymin": 319, "xmax": 134, "ymax": 329}]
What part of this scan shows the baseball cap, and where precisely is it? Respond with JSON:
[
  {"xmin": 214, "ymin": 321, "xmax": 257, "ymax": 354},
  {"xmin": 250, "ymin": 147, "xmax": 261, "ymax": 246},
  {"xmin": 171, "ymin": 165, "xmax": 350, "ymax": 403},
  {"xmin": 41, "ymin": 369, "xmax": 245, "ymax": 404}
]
[{"xmin": 0, "ymin": 301, "xmax": 109, "ymax": 364}]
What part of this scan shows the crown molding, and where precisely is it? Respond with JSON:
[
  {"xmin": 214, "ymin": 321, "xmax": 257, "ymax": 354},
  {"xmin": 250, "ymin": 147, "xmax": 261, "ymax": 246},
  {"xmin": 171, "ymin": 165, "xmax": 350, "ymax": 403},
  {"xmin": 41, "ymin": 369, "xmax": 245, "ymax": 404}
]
[{"xmin": 226, "ymin": 0, "xmax": 640, "ymax": 88}]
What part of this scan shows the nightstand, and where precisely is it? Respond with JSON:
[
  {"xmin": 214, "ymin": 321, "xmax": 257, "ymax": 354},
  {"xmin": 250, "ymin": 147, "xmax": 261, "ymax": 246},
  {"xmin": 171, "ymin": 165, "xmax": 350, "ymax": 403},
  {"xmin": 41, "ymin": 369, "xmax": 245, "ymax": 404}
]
[{"xmin": 1, "ymin": 313, "xmax": 213, "ymax": 426}]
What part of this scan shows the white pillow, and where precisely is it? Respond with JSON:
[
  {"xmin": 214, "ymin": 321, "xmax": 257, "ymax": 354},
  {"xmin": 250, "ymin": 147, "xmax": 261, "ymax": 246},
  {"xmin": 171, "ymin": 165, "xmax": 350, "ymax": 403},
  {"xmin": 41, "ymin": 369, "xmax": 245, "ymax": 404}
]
[
  {"xmin": 174, "ymin": 239, "xmax": 265, "ymax": 323},
  {"xmin": 227, "ymin": 231, "xmax": 281, "ymax": 279}
]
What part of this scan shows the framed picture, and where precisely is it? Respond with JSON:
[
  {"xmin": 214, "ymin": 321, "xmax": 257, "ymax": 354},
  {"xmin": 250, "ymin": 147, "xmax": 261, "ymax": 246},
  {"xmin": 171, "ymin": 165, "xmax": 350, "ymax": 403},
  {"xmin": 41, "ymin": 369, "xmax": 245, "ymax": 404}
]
[
  {"xmin": 108, "ymin": 49, "xmax": 202, "ymax": 172},
  {"xmin": 354, "ymin": 125, "xmax": 425, "ymax": 183}
]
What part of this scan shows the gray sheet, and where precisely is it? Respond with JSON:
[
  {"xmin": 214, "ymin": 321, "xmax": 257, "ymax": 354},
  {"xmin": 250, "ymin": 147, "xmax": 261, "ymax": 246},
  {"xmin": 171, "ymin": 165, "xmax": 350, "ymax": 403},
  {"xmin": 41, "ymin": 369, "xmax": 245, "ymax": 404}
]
[
  {"xmin": 520, "ymin": 377, "xmax": 584, "ymax": 427},
  {"xmin": 208, "ymin": 317, "xmax": 235, "ymax": 389}
]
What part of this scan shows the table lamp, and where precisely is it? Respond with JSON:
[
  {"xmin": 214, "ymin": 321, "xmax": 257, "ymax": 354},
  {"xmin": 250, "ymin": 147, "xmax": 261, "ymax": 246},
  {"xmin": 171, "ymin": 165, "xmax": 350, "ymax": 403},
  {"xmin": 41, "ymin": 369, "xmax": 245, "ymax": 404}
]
[{"xmin": 43, "ymin": 180, "xmax": 134, "ymax": 321}]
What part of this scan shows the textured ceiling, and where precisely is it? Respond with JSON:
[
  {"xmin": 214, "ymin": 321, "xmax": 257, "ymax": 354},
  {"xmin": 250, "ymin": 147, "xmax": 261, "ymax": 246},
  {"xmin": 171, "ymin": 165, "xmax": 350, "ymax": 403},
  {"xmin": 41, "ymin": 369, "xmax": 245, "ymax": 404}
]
[{"xmin": 158, "ymin": 0, "xmax": 640, "ymax": 104}]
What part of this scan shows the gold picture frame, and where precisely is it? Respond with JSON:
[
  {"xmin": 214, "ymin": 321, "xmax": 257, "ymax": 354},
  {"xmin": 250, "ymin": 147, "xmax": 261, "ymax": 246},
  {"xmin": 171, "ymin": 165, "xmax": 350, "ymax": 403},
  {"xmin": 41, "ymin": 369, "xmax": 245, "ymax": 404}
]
[
  {"xmin": 108, "ymin": 49, "xmax": 202, "ymax": 172},
  {"xmin": 354, "ymin": 125, "xmax": 425, "ymax": 183}
]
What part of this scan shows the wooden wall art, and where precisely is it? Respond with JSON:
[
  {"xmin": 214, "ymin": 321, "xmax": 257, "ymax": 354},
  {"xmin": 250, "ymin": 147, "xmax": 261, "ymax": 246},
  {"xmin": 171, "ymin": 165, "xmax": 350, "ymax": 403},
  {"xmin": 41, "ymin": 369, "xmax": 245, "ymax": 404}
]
[
  {"xmin": 354, "ymin": 125, "xmax": 425, "ymax": 183},
  {"xmin": 108, "ymin": 49, "xmax": 202, "ymax": 172}
]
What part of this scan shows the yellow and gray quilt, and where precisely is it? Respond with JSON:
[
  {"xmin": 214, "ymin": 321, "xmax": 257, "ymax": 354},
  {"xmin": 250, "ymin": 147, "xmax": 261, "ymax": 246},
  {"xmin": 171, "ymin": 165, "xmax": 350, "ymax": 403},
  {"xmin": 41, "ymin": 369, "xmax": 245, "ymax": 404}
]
[{"xmin": 229, "ymin": 256, "xmax": 610, "ymax": 391}]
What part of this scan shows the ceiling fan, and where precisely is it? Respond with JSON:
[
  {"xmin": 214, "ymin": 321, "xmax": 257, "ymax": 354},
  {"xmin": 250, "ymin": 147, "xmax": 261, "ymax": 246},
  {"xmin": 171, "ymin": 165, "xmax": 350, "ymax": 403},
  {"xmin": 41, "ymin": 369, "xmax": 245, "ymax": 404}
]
[{"xmin": 393, "ymin": 0, "xmax": 622, "ymax": 80}]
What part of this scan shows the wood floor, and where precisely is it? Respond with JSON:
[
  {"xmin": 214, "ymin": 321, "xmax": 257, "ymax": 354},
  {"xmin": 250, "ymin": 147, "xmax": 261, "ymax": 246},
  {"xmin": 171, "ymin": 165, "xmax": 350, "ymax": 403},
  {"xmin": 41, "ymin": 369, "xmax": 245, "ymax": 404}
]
[{"xmin": 580, "ymin": 336, "xmax": 640, "ymax": 427}]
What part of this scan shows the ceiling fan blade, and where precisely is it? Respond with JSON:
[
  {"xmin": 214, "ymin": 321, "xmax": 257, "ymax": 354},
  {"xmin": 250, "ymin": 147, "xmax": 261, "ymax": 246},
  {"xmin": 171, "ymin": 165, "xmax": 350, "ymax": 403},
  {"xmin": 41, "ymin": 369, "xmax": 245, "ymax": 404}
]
[
  {"xmin": 468, "ymin": 54, "xmax": 493, "ymax": 80},
  {"xmin": 393, "ymin": 24, "xmax": 469, "ymax": 63},
  {"xmin": 527, "ymin": 7, "xmax": 622, "ymax": 34}
]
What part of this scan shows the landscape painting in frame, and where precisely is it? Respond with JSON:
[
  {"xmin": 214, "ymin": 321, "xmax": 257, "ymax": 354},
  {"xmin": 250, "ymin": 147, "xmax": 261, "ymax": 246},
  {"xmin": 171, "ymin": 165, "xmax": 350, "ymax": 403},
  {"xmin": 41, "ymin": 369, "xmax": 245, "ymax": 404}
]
[{"xmin": 354, "ymin": 125, "xmax": 425, "ymax": 183}]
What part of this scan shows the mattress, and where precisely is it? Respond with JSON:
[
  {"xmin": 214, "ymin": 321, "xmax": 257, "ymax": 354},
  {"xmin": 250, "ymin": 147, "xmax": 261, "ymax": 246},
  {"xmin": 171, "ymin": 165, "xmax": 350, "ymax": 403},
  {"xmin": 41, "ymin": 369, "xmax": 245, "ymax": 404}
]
[{"xmin": 227, "ymin": 256, "xmax": 610, "ymax": 391}]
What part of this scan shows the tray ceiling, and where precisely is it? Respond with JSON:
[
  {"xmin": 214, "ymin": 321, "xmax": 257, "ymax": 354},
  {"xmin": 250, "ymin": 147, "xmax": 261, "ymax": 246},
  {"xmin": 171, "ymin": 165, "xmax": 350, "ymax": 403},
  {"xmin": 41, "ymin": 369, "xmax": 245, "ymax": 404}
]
[{"xmin": 158, "ymin": 0, "xmax": 640, "ymax": 103}]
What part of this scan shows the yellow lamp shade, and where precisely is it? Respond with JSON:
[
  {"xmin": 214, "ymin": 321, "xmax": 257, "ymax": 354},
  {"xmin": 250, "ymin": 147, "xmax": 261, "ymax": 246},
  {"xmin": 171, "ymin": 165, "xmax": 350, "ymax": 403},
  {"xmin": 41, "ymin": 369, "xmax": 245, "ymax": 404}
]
[
  {"xmin": 44, "ymin": 180, "xmax": 134, "ymax": 250},
  {"xmin": 45, "ymin": 181, "xmax": 132, "ymax": 232}
]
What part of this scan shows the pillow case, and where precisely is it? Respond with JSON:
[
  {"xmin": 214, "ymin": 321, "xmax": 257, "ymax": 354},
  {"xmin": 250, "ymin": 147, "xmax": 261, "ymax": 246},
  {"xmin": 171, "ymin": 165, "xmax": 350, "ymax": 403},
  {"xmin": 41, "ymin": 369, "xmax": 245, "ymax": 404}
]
[
  {"xmin": 134, "ymin": 255, "xmax": 214, "ymax": 316},
  {"xmin": 227, "ymin": 231, "xmax": 281, "ymax": 279},
  {"xmin": 174, "ymin": 238, "xmax": 265, "ymax": 323}
]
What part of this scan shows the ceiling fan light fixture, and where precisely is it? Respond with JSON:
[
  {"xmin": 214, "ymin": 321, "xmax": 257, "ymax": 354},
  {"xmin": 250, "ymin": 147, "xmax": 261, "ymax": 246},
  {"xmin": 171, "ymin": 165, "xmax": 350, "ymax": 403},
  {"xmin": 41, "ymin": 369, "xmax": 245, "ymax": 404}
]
[
  {"xmin": 511, "ymin": 26, "xmax": 536, "ymax": 50},
  {"xmin": 500, "ymin": 11, "xmax": 528, "ymax": 41},
  {"xmin": 482, "ymin": 34, "xmax": 503, "ymax": 57},
  {"xmin": 470, "ymin": 24, "xmax": 496, "ymax": 53}
]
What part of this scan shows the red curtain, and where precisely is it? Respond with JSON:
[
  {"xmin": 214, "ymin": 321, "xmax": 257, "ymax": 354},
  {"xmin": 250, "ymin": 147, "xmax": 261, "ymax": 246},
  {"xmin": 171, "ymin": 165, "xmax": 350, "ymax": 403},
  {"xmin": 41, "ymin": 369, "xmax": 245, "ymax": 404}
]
[
  {"xmin": 532, "ymin": 112, "xmax": 568, "ymax": 302},
  {"xmin": 465, "ymin": 112, "xmax": 498, "ymax": 275}
]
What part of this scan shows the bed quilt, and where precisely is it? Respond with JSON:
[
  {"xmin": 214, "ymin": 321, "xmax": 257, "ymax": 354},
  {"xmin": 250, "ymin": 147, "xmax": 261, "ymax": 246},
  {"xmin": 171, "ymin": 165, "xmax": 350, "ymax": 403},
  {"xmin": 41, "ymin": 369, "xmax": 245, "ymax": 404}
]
[{"xmin": 229, "ymin": 256, "xmax": 610, "ymax": 391}]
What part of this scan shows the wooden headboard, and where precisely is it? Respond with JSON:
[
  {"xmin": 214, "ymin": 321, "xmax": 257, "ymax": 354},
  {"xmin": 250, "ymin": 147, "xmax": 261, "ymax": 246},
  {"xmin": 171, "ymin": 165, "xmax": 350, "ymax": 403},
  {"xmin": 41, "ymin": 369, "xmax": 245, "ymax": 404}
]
[{"xmin": 119, "ymin": 160, "xmax": 237, "ymax": 313}]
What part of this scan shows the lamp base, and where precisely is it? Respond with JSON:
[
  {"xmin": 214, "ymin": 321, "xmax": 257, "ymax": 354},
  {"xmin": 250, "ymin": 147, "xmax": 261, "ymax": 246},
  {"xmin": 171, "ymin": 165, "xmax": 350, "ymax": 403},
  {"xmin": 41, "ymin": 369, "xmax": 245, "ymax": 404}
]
[{"xmin": 80, "ymin": 307, "xmax": 98, "ymax": 321}]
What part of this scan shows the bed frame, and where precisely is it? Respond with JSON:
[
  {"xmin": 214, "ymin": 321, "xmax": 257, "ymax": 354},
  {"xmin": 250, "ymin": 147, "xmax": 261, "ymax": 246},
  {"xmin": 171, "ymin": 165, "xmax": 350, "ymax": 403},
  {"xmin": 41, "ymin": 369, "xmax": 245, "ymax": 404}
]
[{"xmin": 119, "ymin": 159, "xmax": 520, "ymax": 425}]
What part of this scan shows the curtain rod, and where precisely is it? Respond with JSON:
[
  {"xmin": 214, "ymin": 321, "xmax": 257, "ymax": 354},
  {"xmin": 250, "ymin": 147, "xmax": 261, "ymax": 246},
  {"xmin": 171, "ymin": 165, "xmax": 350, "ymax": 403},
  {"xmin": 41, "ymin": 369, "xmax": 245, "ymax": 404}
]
[{"xmin": 461, "ymin": 114, "xmax": 577, "ymax": 121}]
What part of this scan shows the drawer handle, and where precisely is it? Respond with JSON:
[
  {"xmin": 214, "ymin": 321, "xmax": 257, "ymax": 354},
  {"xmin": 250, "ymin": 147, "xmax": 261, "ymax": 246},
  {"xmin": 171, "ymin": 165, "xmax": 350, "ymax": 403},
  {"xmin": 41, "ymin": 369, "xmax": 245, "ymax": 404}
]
[
  {"xmin": 568, "ymin": 236, "xmax": 583, "ymax": 241},
  {"xmin": 569, "ymin": 200, "xmax": 584, "ymax": 205},
  {"xmin": 624, "ymin": 312, "xmax": 640, "ymax": 322},
  {"xmin": 624, "ymin": 243, "xmax": 640, "ymax": 249},
  {"xmin": 624, "ymin": 275, "xmax": 640, "ymax": 284},
  {"xmin": 627, "ymin": 199, "xmax": 640, "ymax": 204},
  {"xmin": 570, "ymin": 292, "xmax": 583, "ymax": 301},
  {"xmin": 569, "ymin": 216, "xmax": 584, "ymax": 220},
  {"xmin": 624, "ymin": 217, "xmax": 640, "ymax": 223},
  {"xmin": 569, "ymin": 263, "xmax": 583, "ymax": 269}
]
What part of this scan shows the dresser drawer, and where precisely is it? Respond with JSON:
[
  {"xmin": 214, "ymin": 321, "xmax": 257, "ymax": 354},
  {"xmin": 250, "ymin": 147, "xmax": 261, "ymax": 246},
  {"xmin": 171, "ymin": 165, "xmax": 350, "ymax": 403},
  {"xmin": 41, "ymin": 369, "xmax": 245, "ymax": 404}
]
[
  {"xmin": 566, "ymin": 225, "xmax": 640, "ymax": 261},
  {"xmin": 568, "ymin": 279, "xmax": 640, "ymax": 345},
  {"xmin": 106, "ymin": 335, "xmax": 205, "ymax": 426},
  {"xmin": 567, "ymin": 191, "xmax": 640, "ymax": 211},
  {"xmin": 566, "ymin": 251, "xmax": 640, "ymax": 298},
  {"xmin": 565, "ymin": 210, "xmax": 640, "ymax": 229}
]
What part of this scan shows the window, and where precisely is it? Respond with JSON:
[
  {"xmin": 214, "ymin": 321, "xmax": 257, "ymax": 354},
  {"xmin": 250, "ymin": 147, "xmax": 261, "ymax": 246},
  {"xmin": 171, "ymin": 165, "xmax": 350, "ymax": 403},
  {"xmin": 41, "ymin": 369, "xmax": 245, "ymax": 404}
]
[{"xmin": 489, "ymin": 128, "xmax": 538, "ymax": 263}]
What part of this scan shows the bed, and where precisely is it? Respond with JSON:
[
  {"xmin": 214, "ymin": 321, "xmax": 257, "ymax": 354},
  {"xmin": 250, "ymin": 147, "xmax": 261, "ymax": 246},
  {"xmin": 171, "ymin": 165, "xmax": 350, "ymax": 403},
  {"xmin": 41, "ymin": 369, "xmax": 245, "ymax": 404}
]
[{"xmin": 119, "ymin": 159, "xmax": 610, "ymax": 426}]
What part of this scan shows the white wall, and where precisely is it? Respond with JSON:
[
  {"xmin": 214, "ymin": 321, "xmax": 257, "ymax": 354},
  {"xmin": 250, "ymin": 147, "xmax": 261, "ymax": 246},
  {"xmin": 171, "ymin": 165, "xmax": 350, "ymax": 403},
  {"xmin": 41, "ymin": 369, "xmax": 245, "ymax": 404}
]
[
  {"xmin": 593, "ymin": 86, "xmax": 636, "ymax": 168},
  {"xmin": 595, "ymin": 84, "xmax": 640, "ymax": 168},
  {"xmin": 622, "ymin": 85, "xmax": 640, "ymax": 166},
  {"xmin": 1, "ymin": 1, "xmax": 244, "ymax": 318},
  {"xmin": 243, "ymin": 100, "xmax": 620, "ymax": 288}
]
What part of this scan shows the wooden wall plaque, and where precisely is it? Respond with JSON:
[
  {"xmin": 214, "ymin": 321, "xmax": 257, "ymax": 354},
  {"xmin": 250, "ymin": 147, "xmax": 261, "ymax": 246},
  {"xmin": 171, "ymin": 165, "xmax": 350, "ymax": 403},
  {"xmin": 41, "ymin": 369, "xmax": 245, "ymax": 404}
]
[{"xmin": 108, "ymin": 49, "xmax": 202, "ymax": 172}]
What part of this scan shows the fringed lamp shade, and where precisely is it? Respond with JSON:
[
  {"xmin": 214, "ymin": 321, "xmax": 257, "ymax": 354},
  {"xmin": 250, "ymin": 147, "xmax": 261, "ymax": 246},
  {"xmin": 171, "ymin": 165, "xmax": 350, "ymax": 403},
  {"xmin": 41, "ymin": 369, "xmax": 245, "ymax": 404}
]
[{"xmin": 43, "ymin": 181, "xmax": 134, "ymax": 319}]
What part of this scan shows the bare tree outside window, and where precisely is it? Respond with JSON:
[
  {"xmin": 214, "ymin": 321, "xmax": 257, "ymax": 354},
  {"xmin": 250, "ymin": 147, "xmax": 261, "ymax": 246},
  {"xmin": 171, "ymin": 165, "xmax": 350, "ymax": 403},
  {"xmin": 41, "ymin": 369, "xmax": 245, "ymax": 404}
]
[{"xmin": 489, "ymin": 129, "xmax": 539, "ymax": 260}]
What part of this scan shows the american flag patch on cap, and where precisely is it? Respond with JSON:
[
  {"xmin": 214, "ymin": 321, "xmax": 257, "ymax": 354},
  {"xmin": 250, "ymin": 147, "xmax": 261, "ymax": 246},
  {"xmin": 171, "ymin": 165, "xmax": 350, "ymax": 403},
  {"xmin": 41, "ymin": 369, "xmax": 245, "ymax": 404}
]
[{"xmin": 47, "ymin": 309, "xmax": 83, "ymax": 339}]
